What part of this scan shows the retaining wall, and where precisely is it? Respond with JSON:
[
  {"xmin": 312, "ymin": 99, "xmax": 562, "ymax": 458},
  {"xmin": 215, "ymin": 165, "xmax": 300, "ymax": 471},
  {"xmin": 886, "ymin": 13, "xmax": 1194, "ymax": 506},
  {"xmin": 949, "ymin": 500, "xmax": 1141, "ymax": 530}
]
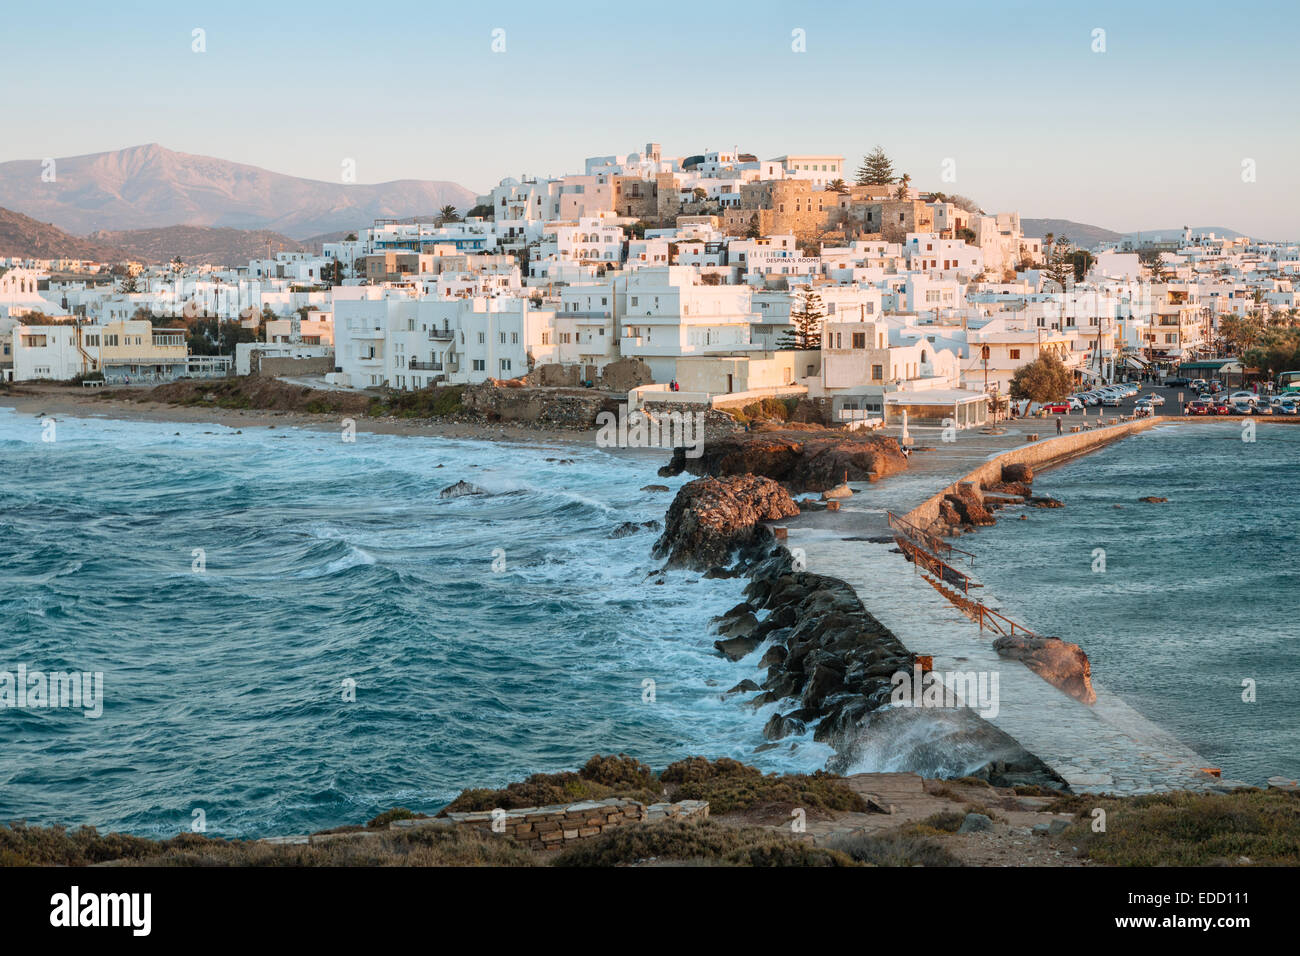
[{"xmin": 905, "ymin": 417, "xmax": 1163, "ymax": 530}]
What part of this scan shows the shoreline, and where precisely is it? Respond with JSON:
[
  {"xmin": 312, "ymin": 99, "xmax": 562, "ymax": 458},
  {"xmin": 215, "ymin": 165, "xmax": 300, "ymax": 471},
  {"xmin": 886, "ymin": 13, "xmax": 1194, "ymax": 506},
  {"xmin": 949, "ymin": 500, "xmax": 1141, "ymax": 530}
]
[{"xmin": 0, "ymin": 383, "xmax": 605, "ymax": 448}]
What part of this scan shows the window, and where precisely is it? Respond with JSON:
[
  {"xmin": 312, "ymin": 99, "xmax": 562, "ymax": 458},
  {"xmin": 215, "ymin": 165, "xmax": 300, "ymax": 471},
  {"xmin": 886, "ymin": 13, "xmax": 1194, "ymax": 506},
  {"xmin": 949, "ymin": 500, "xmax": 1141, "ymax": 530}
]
[
  {"xmin": 541, "ymin": 332, "xmax": 550, "ymax": 345},
  {"xmin": 871, "ymin": 364, "xmax": 883, "ymax": 381},
  {"xmin": 851, "ymin": 332, "xmax": 866, "ymax": 349},
  {"xmin": 1010, "ymin": 349, "xmax": 1021, "ymax": 359},
  {"xmin": 499, "ymin": 359, "xmax": 512, "ymax": 372},
  {"xmin": 478, "ymin": 332, "xmax": 485, "ymax": 344}
]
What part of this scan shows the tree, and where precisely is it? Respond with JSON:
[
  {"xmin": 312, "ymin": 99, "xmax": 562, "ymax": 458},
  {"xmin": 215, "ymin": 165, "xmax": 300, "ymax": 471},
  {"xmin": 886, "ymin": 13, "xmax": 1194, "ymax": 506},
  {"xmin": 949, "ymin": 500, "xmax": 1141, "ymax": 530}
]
[
  {"xmin": 1220, "ymin": 313, "xmax": 1265, "ymax": 356},
  {"xmin": 117, "ymin": 272, "xmax": 139, "ymax": 294},
  {"xmin": 893, "ymin": 173, "xmax": 912, "ymax": 199},
  {"xmin": 466, "ymin": 203, "xmax": 494, "ymax": 220},
  {"xmin": 1244, "ymin": 328, "xmax": 1300, "ymax": 378},
  {"xmin": 1009, "ymin": 352, "xmax": 1074, "ymax": 403},
  {"xmin": 1043, "ymin": 237, "xmax": 1074, "ymax": 290},
  {"xmin": 1070, "ymin": 249, "xmax": 1096, "ymax": 282},
  {"xmin": 855, "ymin": 146, "xmax": 895, "ymax": 185},
  {"xmin": 777, "ymin": 289, "xmax": 824, "ymax": 351},
  {"xmin": 745, "ymin": 213, "xmax": 761, "ymax": 239},
  {"xmin": 186, "ymin": 317, "xmax": 258, "ymax": 356},
  {"xmin": 437, "ymin": 204, "xmax": 461, "ymax": 225},
  {"xmin": 948, "ymin": 194, "xmax": 982, "ymax": 214},
  {"xmin": 692, "ymin": 187, "xmax": 707, "ymax": 202},
  {"xmin": 828, "ymin": 178, "xmax": 848, "ymax": 194}
]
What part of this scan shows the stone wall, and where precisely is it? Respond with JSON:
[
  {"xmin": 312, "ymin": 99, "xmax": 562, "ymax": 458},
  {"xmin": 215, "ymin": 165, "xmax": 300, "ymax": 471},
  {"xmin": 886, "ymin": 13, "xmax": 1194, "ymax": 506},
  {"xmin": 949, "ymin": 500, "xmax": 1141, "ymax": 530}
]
[
  {"xmin": 460, "ymin": 382, "xmax": 622, "ymax": 428},
  {"xmin": 904, "ymin": 418, "xmax": 1163, "ymax": 530},
  {"xmin": 253, "ymin": 354, "xmax": 337, "ymax": 377},
  {"xmin": 420, "ymin": 798, "xmax": 709, "ymax": 849}
]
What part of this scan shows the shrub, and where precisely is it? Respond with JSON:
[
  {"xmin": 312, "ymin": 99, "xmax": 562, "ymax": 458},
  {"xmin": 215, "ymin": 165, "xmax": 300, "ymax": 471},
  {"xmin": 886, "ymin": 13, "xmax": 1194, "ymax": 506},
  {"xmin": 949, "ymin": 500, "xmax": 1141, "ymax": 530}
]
[
  {"xmin": 551, "ymin": 820, "xmax": 857, "ymax": 867},
  {"xmin": 660, "ymin": 757, "xmax": 867, "ymax": 816},
  {"xmin": 824, "ymin": 829, "xmax": 961, "ymax": 867}
]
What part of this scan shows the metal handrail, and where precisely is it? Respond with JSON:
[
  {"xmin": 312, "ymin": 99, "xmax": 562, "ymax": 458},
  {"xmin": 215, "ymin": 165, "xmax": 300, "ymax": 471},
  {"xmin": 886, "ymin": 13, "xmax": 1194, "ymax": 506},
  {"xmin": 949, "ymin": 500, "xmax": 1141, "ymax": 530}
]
[{"xmin": 886, "ymin": 511, "xmax": 976, "ymax": 565}]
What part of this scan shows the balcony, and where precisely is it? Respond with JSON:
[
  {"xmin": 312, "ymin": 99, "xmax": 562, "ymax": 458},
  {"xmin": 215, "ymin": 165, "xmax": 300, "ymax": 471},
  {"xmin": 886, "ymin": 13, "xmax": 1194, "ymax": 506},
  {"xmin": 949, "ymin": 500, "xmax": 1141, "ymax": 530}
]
[
  {"xmin": 409, "ymin": 359, "xmax": 443, "ymax": 371},
  {"xmin": 428, "ymin": 328, "xmax": 455, "ymax": 341}
]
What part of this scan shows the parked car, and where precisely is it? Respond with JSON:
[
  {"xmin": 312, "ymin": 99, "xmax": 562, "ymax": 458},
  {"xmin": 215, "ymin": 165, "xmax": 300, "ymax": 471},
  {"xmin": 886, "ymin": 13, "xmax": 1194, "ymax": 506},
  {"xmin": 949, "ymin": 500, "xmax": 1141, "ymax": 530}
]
[
  {"xmin": 1277, "ymin": 402, "xmax": 1299, "ymax": 416},
  {"xmin": 1186, "ymin": 400, "xmax": 1211, "ymax": 415},
  {"xmin": 1101, "ymin": 394, "xmax": 1124, "ymax": 407},
  {"xmin": 1213, "ymin": 401, "xmax": 1233, "ymax": 415},
  {"xmin": 1042, "ymin": 402, "xmax": 1072, "ymax": 414},
  {"xmin": 1164, "ymin": 377, "xmax": 1191, "ymax": 388},
  {"xmin": 1141, "ymin": 393, "xmax": 1166, "ymax": 407},
  {"xmin": 1227, "ymin": 391, "xmax": 1257, "ymax": 405}
]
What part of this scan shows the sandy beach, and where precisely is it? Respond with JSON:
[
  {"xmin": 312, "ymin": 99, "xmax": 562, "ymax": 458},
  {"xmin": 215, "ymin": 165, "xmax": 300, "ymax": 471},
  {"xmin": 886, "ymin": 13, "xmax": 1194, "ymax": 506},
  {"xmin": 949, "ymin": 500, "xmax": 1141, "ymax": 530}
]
[{"xmin": 0, "ymin": 383, "xmax": 603, "ymax": 447}]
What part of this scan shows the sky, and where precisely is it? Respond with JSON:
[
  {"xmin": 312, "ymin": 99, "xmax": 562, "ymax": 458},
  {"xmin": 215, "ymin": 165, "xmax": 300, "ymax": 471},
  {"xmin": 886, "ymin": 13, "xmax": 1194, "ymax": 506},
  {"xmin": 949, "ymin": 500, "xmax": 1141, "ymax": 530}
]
[{"xmin": 4, "ymin": 0, "xmax": 1298, "ymax": 238}]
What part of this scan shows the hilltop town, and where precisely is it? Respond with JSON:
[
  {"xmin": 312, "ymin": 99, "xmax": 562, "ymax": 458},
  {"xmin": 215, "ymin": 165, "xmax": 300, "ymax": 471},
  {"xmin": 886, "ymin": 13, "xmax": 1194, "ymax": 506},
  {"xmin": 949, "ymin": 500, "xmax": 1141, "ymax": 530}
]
[{"xmin": 2, "ymin": 143, "xmax": 1298, "ymax": 428}]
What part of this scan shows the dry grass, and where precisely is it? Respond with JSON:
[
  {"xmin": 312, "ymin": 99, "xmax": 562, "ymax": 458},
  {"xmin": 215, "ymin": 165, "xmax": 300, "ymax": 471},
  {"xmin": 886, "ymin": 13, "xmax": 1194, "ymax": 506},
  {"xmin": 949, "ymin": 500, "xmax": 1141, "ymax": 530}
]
[
  {"xmin": 1045, "ymin": 789, "xmax": 1300, "ymax": 866},
  {"xmin": 659, "ymin": 756, "xmax": 868, "ymax": 818},
  {"xmin": 552, "ymin": 820, "xmax": 856, "ymax": 867},
  {"xmin": 0, "ymin": 823, "xmax": 537, "ymax": 867}
]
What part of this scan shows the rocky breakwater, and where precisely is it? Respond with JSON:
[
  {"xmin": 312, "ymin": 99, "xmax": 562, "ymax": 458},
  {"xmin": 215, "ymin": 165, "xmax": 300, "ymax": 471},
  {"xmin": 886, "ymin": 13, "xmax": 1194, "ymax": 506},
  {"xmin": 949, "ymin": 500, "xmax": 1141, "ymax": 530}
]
[
  {"xmin": 652, "ymin": 475, "xmax": 800, "ymax": 571},
  {"xmin": 928, "ymin": 462, "xmax": 1062, "ymax": 536},
  {"xmin": 717, "ymin": 548, "xmax": 916, "ymax": 744},
  {"xmin": 658, "ymin": 425, "xmax": 908, "ymax": 492}
]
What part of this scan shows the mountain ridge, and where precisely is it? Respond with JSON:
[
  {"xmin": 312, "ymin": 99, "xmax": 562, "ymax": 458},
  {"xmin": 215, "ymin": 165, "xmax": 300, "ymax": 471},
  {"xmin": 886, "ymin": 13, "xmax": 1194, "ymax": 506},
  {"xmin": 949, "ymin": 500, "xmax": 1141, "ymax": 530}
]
[{"xmin": 0, "ymin": 144, "xmax": 478, "ymax": 239}]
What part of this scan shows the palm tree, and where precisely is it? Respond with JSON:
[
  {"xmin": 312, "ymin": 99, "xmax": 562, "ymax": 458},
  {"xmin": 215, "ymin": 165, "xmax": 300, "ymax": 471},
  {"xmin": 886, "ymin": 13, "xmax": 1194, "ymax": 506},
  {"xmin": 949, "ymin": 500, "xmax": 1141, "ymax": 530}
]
[
  {"xmin": 893, "ymin": 173, "xmax": 912, "ymax": 199},
  {"xmin": 828, "ymin": 178, "xmax": 848, "ymax": 194},
  {"xmin": 437, "ymin": 205, "xmax": 461, "ymax": 225}
]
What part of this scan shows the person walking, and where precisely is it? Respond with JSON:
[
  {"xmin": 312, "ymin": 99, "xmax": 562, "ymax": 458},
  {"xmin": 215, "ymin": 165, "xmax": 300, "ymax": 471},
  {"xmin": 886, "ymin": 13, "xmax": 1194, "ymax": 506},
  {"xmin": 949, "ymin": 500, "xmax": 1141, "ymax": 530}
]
[{"xmin": 1056, "ymin": 416, "xmax": 1063, "ymax": 436}]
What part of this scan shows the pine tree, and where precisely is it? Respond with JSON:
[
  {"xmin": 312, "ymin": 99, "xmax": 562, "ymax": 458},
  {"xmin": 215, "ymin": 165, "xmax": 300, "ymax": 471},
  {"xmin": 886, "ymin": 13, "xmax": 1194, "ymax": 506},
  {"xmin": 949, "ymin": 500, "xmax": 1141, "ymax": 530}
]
[
  {"xmin": 778, "ymin": 289, "xmax": 825, "ymax": 350},
  {"xmin": 855, "ymin": 146, "xmax": 895, "ymax": 185}
]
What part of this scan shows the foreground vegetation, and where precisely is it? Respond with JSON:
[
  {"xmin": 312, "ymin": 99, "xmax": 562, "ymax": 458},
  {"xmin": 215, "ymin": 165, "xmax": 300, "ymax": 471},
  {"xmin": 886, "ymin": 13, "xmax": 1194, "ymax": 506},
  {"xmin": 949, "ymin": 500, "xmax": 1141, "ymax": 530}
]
[
  {"xmin": 4, "ymin": 756, "xmax": 1292, "ymax": 867},
  {"xmin": 1047, "ymin": 788, "xmax": 1300, "ymax": 866}
]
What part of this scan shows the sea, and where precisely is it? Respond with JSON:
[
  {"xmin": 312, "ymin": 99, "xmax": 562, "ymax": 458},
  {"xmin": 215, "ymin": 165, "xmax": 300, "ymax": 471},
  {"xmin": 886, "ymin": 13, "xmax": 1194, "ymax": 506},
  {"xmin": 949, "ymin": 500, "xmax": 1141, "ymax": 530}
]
[
  {"xmin": 2, "ymin": 410, "xmax": 1294, "ymax": 839},
  {"xmin": 0, "ymin": 407, "xmax": 830, "ymax": 839},
  {"xmin": 963, "ymin": 420, "xmax": 1300, "ymax": 784}
]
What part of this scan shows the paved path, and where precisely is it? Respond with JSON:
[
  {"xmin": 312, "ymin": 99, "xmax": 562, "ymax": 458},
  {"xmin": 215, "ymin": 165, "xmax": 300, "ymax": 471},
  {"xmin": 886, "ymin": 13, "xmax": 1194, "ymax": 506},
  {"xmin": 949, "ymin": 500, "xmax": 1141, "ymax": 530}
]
[{"xmin": 791, "ymin": 527, "xmax": 1247, "ymax": 795}]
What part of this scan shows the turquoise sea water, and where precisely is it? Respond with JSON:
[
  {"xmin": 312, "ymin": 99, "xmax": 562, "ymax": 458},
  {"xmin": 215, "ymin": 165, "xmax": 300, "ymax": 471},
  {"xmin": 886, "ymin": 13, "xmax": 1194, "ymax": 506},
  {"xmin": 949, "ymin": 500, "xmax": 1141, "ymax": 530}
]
[
  {"xmin": 965, "ymin": 421, "xmax": 1300, "ymax": 784},
  {"xmin": 0, "ymin": 408, "xmax": 831, "ymax": 839}
]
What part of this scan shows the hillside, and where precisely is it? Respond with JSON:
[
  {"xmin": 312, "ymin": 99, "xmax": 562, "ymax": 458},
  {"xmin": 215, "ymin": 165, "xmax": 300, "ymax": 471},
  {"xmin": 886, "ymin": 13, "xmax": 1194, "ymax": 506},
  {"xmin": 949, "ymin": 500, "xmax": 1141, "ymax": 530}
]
[
  {"xmin": 88, "ymin": 225, "xmax": 306, "ymax": 266},
  {"xmin": 0, "ymin": 206, "xmax": 129, "ymax": 261},
  {"xmin": 0, "ymin": 144, "xmax": 478, "ymax": 239},
  {"xmin": 1020, "ymin": 219, "xmax": 1123, "ymax": 248}
]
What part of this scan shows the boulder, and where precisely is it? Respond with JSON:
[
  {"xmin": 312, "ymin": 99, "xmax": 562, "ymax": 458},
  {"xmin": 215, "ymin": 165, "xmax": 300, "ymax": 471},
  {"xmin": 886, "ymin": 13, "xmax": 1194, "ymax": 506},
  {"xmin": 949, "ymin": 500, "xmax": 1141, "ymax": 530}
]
[
  {"xmin": 957, "ymin": 812, "xmax": 993, "ymax": 834},
  {"xmin": 652, "ymin": 475, "xmax": 800, "ymax": 570},
  {"xmin": 439, "ymin": 480, "xmax": 486, "ymax": 498},
  {"xmin": 993, "ymin": 633, "xmax": 1097, "ymax": 705},
  {"xmin": 1138, "ymin": 496, "xmax": 1168, "ymax": 504},
  {"xmin": 1027, "ymin": 496, "xmax": 1064, "ymax": 509},
  {"xmin": 714, "ymin": 634, "xmax": 762, "ymax": 661},
  {"xmin": 1001, "ymin": 463, "xmax": 1034, "ymax": 484},
  {"xmin": 658, "ymin": 430, "xmax": 908, "ymax": 492},
  {"xmin": 609, "ymin": 519, "xmax": 662, "ymax": 538},
  {"xmin": 763, "ymin": 712, "xmax": 807, "ymax": 741},
  {"xmin": 641, "ymin": 484, "xmax": 670, "ymax": 493}
]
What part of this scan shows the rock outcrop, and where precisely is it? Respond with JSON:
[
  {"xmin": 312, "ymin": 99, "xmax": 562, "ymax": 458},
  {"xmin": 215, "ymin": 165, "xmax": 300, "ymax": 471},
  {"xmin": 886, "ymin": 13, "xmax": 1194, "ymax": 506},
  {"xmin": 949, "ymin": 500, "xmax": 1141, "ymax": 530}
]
[
  {"xmin": 992, "ymin": 634, "xmax": 1097, "ymax": 705},
  {"xmin": 652, "ymin": 475, "xmax": 799, "ymax": 570},
  {"xmin": 439, "ymin": 480, "xmax": 486, "ymax": 498},
  {"xmin": 658, "ymin": 429, "xmax": 907, "ymax": 493}
]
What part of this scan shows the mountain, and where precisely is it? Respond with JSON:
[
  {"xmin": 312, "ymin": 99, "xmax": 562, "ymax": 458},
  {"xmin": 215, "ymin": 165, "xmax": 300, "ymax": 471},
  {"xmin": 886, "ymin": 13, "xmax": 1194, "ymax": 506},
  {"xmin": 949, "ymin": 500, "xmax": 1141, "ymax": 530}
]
[
  {"xmin": 88, "ymin": 225, "xmax": 306, "ymax": 267},
  {"xmin": 1021, "ymin": 219, "xmax": 1123, "ymax": 248},
  {"xmin": 0, "ymin": 206, "xmax": 130, "ymax": 261},
  {"xmin": 1123, "ymin": 226, "xmax": 1248, "ymax": 242},
  {"xmin": 0, "ymin": 144, "xmax": 478, "ymax": 239}
]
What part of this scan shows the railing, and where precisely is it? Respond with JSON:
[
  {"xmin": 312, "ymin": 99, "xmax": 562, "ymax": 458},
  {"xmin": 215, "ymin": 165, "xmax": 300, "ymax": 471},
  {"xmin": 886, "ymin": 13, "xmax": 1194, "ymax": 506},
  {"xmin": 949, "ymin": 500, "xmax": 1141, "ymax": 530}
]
[
  {"xmin": 887, "ymin": 511, "xmax": 975, "ymax": 566},
  {"xmin": 895, "ymin": 537, "xmax": 974, "ymax": 594},
  {"xmin": 429, "ymin": 329, "xmax": 455, "ymax": 341},
  {"xmin": 409, "ymin": 359, "xmax": 443, "ymax": 370},
  {"xmin": 973, "ymin": 601, "xmax": 1039, "ymax": 638}
]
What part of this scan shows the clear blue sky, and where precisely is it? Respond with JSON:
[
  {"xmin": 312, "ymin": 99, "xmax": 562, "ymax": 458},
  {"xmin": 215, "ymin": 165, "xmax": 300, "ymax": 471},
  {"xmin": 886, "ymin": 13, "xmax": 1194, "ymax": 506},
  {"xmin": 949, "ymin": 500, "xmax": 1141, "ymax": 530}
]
[{"xmin": 5, "ymin": 0, "xmax": 1298, "ymax": 237}]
